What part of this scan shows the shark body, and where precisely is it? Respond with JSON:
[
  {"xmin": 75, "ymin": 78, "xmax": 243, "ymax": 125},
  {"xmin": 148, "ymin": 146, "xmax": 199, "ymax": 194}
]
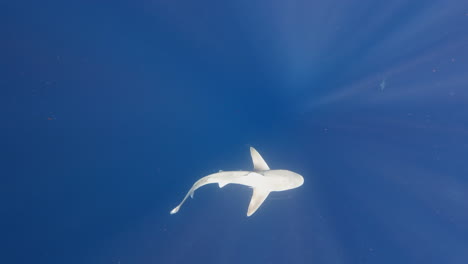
[{"xmin": 170, "ymin": 147, "xmax": 304, "ymax": 216}]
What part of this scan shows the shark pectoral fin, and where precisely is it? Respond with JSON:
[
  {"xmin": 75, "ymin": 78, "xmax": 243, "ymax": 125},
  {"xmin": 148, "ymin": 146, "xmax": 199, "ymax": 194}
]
[
  {"xmin": 247, "ymin": 188, "xmax": 270, "ymax": 216},
  {"xmin": 250, "ymin": 147, "xmax": 270, "ymax": 171}
]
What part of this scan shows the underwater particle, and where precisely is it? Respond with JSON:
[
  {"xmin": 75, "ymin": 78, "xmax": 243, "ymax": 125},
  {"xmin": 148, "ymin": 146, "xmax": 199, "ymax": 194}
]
[
  {"xmin": 47, "ymin": 112, "xmax": 56, "ymax": 121},
  {"xmin": 379, "ymin": 79, "xmax": 386, "ymax": 91}
]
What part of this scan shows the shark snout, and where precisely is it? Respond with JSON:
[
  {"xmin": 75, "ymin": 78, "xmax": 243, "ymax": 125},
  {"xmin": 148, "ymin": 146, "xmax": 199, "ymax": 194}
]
[{"xmin": 294, "ymin": 173, "xmax": 304, "ymax": 188}]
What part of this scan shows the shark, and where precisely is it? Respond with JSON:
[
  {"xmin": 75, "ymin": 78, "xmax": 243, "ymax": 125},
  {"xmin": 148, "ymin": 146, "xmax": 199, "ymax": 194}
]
[{"xmin": 170, "ymin": 147, "xmax": 304, "ymax": 216}]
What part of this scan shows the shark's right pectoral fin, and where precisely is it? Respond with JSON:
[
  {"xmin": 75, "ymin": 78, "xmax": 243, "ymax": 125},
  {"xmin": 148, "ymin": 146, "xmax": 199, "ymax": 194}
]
[{"xmin": 247, "ymin": 188, "xmax": 270, "ymax": 216}]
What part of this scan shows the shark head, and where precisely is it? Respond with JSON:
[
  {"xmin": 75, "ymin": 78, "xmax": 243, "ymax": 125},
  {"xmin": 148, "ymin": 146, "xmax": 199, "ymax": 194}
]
[
  {"xmin": 286, "ymin": 170, "xmax": 304, "ymax": 189},
  {"xmin": 256, "ymin": 169, "xmax": 304, "ymax": 192},
  {"xmin": 250, "ymin": 147, "xmax": 304, "ymax": 190},
  {"xmin": 245, "ymin": 147, "xmax": 304, "ymax": 215}
]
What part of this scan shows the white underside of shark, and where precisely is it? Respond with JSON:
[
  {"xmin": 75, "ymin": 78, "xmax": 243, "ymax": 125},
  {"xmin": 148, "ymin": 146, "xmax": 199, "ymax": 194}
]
[{"xmin": 170, "ymin": 147, "xmax": 304, "ymax": 216}]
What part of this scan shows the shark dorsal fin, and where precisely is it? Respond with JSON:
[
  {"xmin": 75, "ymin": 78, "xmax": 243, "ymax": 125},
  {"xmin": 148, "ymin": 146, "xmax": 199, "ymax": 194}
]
[
  {"xmin": 250, "ymin": 147, "xmax": 270, "ymax": 171},
  {"xmin": 247, "ymin": 187, "xmax": 270, "ymax": 216}
]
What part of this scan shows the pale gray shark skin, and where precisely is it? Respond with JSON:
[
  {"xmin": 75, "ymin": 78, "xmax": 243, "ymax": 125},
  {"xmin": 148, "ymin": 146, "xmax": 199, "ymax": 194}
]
[{"xmin": 170, "ymin": 147, "xmax": 304, "ymax": 216}]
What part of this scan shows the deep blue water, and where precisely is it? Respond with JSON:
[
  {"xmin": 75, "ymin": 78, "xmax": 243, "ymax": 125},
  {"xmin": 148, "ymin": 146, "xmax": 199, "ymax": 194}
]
[{"xmin": 2, "ymin": 0, "xmax": 468, "ymax": 263}]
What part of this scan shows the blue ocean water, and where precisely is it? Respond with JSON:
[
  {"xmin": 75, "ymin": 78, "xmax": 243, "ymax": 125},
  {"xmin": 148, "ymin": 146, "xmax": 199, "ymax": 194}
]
[{"xmin": 2, "ymin": 0, "xmax": 468, "ymax": 263}]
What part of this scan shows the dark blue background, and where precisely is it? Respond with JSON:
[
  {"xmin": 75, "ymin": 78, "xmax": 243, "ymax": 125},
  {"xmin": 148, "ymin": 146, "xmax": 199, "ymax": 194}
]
[{"xmin": 2, "ymin": 0, "xmax": 468, "ymax": 263}]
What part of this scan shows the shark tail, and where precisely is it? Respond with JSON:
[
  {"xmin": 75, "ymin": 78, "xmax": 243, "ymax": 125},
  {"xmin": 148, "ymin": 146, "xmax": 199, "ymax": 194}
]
[
  {"xmin": 170, "ymin": 205, "xmax": 180, "ymax": 214},
  {"xmin": 170, "ymin": 179, "xmax": 205, "ymax": 214},
  {"xmin": 170, "ymin": 171, "xmax": 246, "ymax": 215}
]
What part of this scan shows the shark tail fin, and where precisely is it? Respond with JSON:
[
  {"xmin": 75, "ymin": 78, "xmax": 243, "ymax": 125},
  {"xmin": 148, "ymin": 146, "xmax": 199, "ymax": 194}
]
[
  {"xmin": 170, "ymin": 188, "xmax": 195, "ymax": 215},
  {"xmin": 170, "ymin": 205, "xmax": 180, "ymax": 214}
]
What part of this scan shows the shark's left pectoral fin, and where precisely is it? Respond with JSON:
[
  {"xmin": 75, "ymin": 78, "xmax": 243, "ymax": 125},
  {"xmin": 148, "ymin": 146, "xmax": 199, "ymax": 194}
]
[{"xmin": 247, "ymin": 188, "xmax": 270, "ymax": 216}]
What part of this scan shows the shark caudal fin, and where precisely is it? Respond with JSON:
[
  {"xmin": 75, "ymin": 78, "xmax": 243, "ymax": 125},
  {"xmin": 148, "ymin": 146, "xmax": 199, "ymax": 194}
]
[
  {"xmin": 170, "ymin": 188, "xmax": 195, "ymax": 215},
  {"xmin": 250, "ymin": 147, "xmax": 270, "ymax": 171},
  {"xmin": 170, "ymin": 205, "xmax": 180, "ymax": 214},
  {"xmin": 247, "ymin": 187, "xmax": 270, "ymax": 216}
]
